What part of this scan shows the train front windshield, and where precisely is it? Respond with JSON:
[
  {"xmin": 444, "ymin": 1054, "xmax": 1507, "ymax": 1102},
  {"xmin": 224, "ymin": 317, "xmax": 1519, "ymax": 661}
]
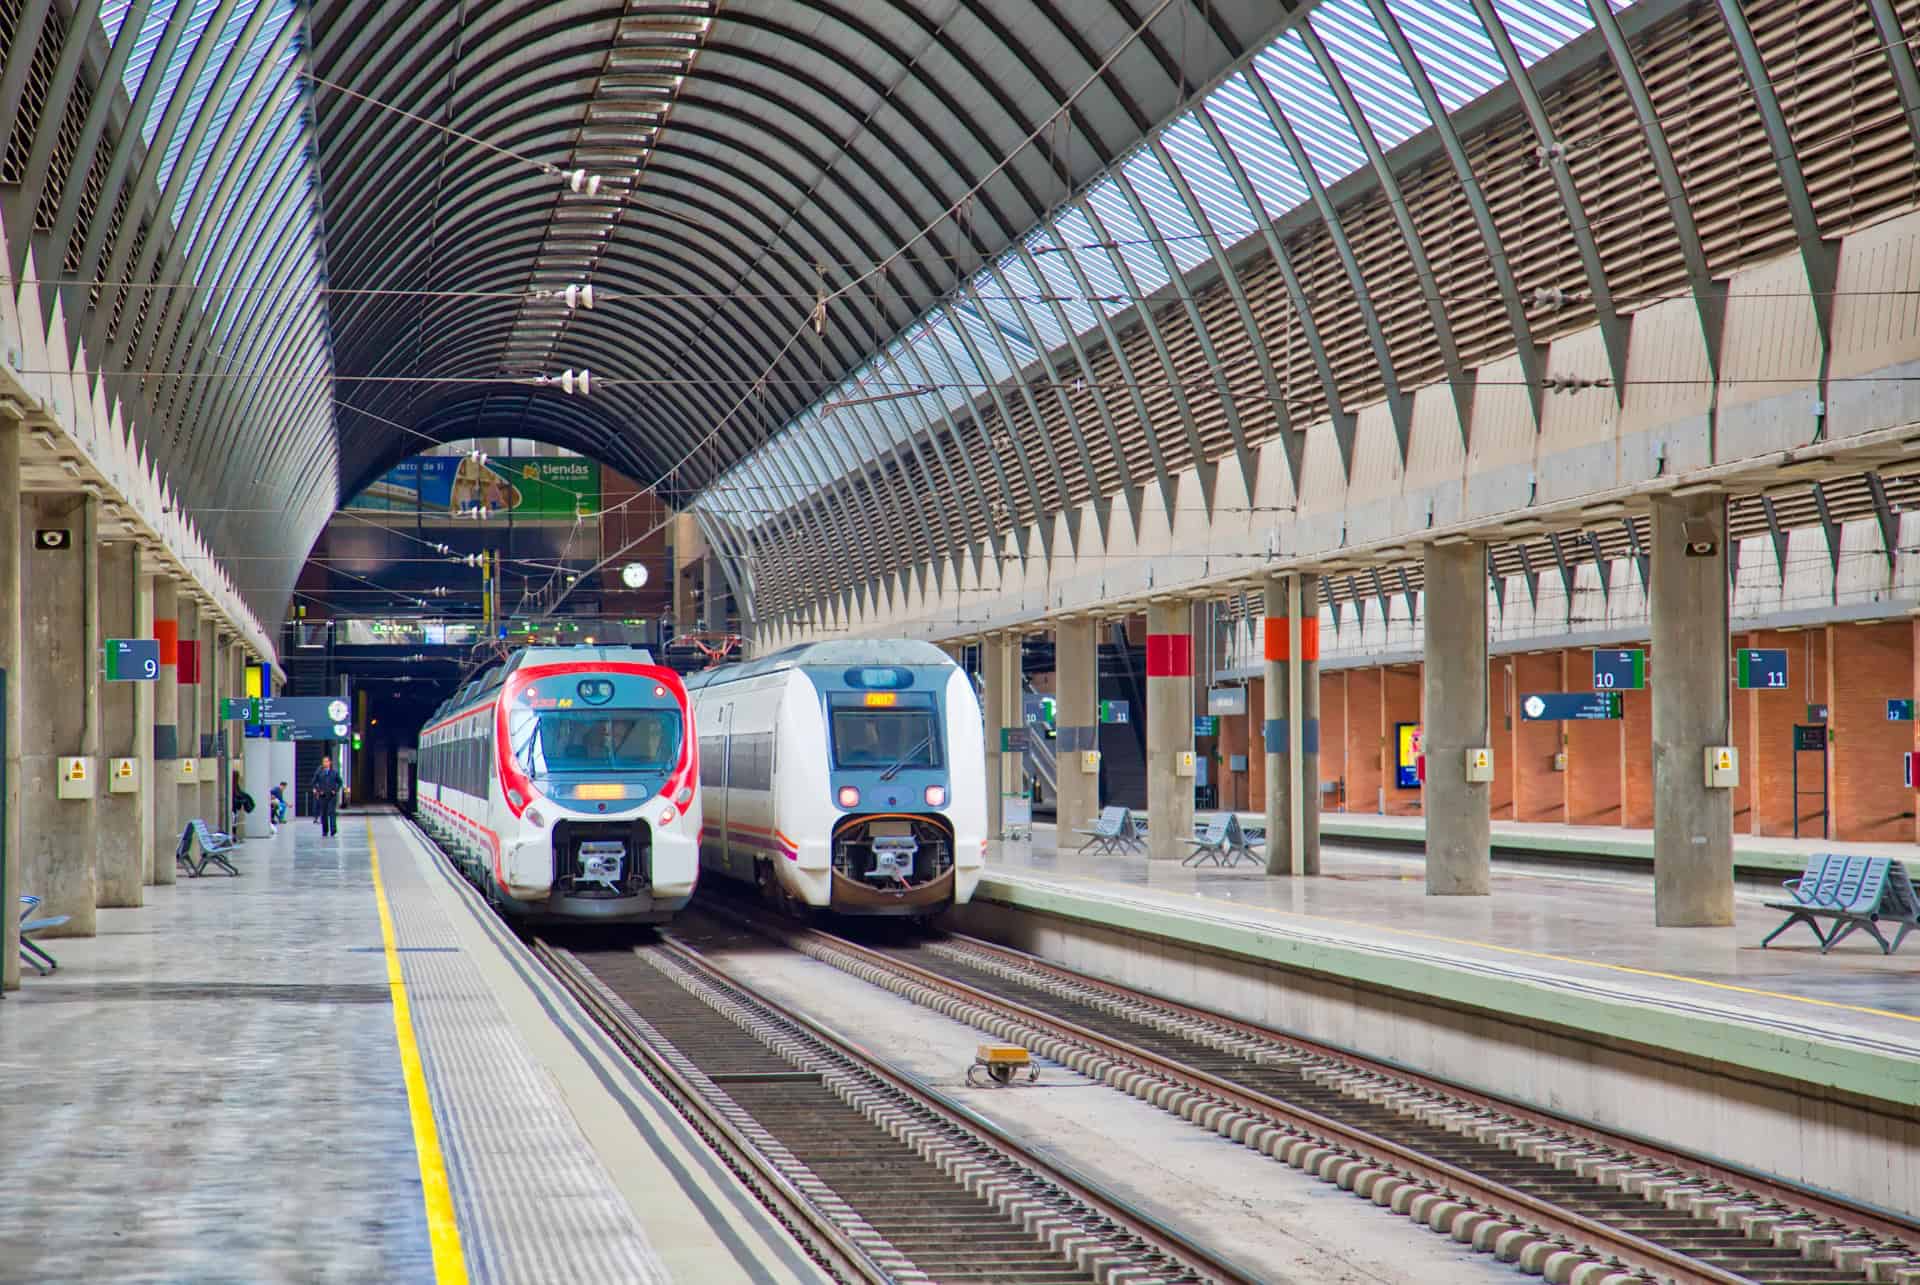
[
  {"xmin": 831, "ymin": 707, "xmax": 942, "ymax": 771},
  {"xmin": 510, "ymin": 708, "xmax": 682, "ymax": 778}
]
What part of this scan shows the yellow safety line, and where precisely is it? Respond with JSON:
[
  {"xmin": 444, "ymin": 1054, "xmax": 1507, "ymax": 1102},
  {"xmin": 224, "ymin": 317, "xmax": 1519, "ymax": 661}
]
[
  {"xmin": 1013, "ymin": 867, "xmax": 1920, "ymax": 1028},
  {"xmin": 369, "ymin": 829, "xmax": 471, "ymax": 1284}
]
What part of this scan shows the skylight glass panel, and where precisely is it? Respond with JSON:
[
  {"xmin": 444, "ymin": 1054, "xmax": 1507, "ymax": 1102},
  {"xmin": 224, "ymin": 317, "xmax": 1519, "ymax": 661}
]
[
  {"xmin": 1201, "ymin": 75, "xmax": 1307, "ymax": 218},
  {"xmin": 99, "ymin": 1, "xmax": 137, "ymax": 45},
  {"xmin": 1156, "ymin": 115, "xmax": 1259, "ymax": 246},
  {"xmin": 1043, "ymin": 206, "xmax": 1124, "ymax": 304},
  {"xmin": 1391, "ymin": 1, "xmax": 1507, "ymax": 112},
  {"xmin": 991, "ymin": 258, "xmax": 1069, "ymax": 351},
  {"xmin": 949, "ymin": 299, "xmax": 1019, "ymax": 381},
  {"xmin": 172, "ymin": 14, "xmax": 297, "ymax": 222},
  {"xmin": 1309, "ymin": 0, "xmax": 1432, "ymax": 149},
  {"xmin": 1118, "ymin": 151, "xmax": 1211, "ymax": 273},
  {"xmin": 1491, "ymin": 0, "xmax": 1594, "ymax": 63},
  {"xmin": 1250, "ymin": 32, "xmax": 1364, "ymax": 180},
  {"xmin": 141, "ymin": 0, "xmax": 223, "ymax": 144},
  {"xmin": 156, "ymin": 0, "xmax": 255, "ymax": 189},
  {"xmin": 1081, "ymin": 182, "xmax": 1169, "ymax": 295}
]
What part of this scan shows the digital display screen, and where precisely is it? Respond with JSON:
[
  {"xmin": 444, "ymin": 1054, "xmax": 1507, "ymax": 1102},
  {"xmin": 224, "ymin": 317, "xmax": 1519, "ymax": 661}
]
[{"xmin": 843, "ymin": 666, "xmax": 913, "ymax": 690}]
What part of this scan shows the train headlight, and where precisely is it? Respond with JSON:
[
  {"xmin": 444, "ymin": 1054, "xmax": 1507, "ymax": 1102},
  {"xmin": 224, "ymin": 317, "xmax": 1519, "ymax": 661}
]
[
  {"xmin": 524, "ymin": 805, "xmax": 548, "ymax": 829},
  {"xmin": 837, "ymin": 785, "xmax": 861, "ymax": 809},
  {"xmin": 657, "ymin": 805, "xmax": 677, "ymax": 827},
  {"xmin": 923, "ymin": 784, "xmax": 947, "ymax": 808}
]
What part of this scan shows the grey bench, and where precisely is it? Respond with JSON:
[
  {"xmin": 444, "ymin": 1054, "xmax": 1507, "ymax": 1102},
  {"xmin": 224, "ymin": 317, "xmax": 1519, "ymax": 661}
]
[
  {"xmin": 1183, "ymin": 814, "xmax": 1264, "ymax": 868},
  {"xmin": 177, "ymin": 819, "xmax": 241, "ymax": 878},
  {"xmin": 1762, "ymin": 854, "xmax": 1919, "ymax": 955},
  {"xmin": 1074, "ymin": 806, "xmax": 1144, "ymax": 854},
  {"xmin": 18, "ymin": 895, "xmax": 69, "ymax": 976}
]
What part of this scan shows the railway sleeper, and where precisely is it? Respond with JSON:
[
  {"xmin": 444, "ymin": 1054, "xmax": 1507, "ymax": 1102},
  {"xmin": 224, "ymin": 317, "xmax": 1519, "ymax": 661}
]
[
  {"xmin": 926, "ymin": 938, "xmax": 1920, "ymax": 1282},
  {"xmin": 780, "ymin": 928, "xmax": 1920, "ymax": 1285}
]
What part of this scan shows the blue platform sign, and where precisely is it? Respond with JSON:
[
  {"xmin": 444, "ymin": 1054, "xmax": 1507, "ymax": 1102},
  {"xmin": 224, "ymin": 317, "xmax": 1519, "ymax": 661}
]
[
  {"xmin": 1736, "ymin": 648, "xmax": 1789, "ymax": 690},
  {"xmin": 1889, "ymin": 699, "xmax": 1915, "ymax": 722},
  {"xmin": 1591, "ymin": 649, "xmax": 1645, "ymax": 691},
  {"xmin": 104, "ymin": 638, "xmax": 159, "ymax": 681},
  {"xmin": 1194, "ymin": 715, "xmax": 1218, "ymax": 737},
  {"xmin": 1520, "ymin": 691, "xmax": 1623, "ymax": 721}
]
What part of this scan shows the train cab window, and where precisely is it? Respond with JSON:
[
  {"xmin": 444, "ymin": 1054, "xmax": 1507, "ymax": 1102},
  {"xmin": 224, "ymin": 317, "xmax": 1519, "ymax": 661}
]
[
  {"xmin": 509, "ymin": 708, "xmax": 682, "ymax": 778},
  {"xmin": 831, "ymin": 706, "xmax": 941, "ymax": 772}
]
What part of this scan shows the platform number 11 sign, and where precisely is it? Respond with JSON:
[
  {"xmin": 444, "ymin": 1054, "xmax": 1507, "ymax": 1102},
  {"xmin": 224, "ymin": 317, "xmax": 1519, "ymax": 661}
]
[{"xmin": 1736, "ymin": 648, "xmax": 1789, "ymax": 690}]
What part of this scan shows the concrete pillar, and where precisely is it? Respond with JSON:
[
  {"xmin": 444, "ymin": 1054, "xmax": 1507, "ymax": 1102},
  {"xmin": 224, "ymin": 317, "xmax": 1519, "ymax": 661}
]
[
  {"xmin": 133, "ymin": 562, "xmax": 156, "ymax": 883},
  {"xmin": 97, "ymin": 529, "xmax": 144, "ymax": 906},
  {"xmin": 1263, "ymin": 573, "xmax": 1322, "ymax": 875},
  {"xmin": 177, "ymin": 598, "xmax": 202, "ymax": 830},
  {"xmin": 1423, "ymin": 540, "xmax": 1491, "ymax": 895},
  {"xmin": 152, "ymin": 577, "xmax": 180, "ymax": 882},
  {"xmin": 701, "ymin": 555, "xmax": 727, "ymax": 633},
  {"xmin": 982, "ymin": 634, "xmax": 1022, "ymax": 837},
  {"xmin": 1145, "ymin": 600, "xmax": 1195, "ymax": 860},
  {"xmin": 20, "ymin": 492, "xmax": 100, "ymax": 935},
  {"xmin": 0, "ymin": 422, "xmax": 20, "ymax": 989},
  {"xmin": 671, "ymin": 512, "xmax": 700, "ymax": 636},
  {"xmin": 1052, "ymin": 617, "xmax": 1100, "ymax": 836},
  {"xmin": 1649, "ymin": 492, "xmax": 1734, "ymax": 926}
]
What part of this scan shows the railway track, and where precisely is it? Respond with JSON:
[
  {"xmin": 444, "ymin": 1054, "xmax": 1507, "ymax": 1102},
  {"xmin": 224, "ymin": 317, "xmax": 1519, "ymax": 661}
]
[
  {"xmin": 532, "ymin": 933, "xmax": 1255, "ymax": 1285},
  {"xmin": 705, "ymin": 903, "xmax": 1920, "ymax": 1285}
]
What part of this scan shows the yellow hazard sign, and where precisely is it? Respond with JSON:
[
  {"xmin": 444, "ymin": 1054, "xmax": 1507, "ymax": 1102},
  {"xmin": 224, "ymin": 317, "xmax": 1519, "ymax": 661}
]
[
  {"xmin": 68, "ymin": 760, "xmax": 86, "ymax": 780},
  {"xmin": 1715, "ymin": 748, "xmax": 1734, "ymax": 770},
  {"xmin": 116, "ymin": 760, "xmax": 133, "ymax": 777},
  {"xmin": 1470, "ymin": 749, "xmax": 1490, "ymax": 769}
]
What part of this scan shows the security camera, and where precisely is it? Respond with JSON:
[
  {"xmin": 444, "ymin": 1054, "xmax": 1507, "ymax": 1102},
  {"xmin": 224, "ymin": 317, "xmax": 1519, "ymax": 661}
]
[{"xmin": 1681, "ymin": 517, "xmax": 1717, "ymax": 558}]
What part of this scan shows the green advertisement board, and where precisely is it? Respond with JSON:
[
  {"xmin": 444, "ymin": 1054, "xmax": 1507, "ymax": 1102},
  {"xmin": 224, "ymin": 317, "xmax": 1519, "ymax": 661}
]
[{"xmin": 346, "ymin": 455, "xmax": 599, "ymax": 522}]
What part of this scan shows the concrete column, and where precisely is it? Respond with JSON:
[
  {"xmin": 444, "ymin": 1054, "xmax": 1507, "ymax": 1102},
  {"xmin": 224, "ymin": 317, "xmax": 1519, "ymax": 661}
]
[
  {"xmin": 1263, "ymin": 573, "xmax": 1322, "ymax": 875},
  {"xmin": 20, "ymin": 492, "xmax": 100, "ymax": 935},
  {"xmin": 152, "ymin": 579, "xmax": 180, "ymax": 881},
  {"xmin": 1423, "ymin": 540, "xmax": 1491, "ymax": 895},
  {"xmin": 1052, "ymin": 617, "xmax": 1100, "ymax": 836},
  {"xmin": 177, "ymin": 598, "xmax": 201, "ymax": 829},
  {"xmin": 982, "ymin": 634, "xmax": 1022, "ymax": 837},
  {"xmin": 97, "ymin": 529, "xmax": 144, "ymax": 906},
  {"xmin": 1145, "ymin": 600, "xmax": 1195, "ymax": 860},
  {"xmin": 1650, "ymin": 492, "xmax": 1734, "ymax": 925},
  {"xmin": 701, "ymin": 555, "xmax": 727, "ymax": 633},
  {"xmin": 0, "ymin": 422, "xmax": 20, "ymax": 989}
]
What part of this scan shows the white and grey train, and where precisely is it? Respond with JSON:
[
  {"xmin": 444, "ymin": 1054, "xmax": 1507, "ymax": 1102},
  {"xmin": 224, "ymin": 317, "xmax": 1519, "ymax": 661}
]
[
  {"xmin": 684, "ymin": 640, "xmax": 986, "ymax": 916},
  {"xmin": 416, "ymin": 645, "xmax": 701, "ymax": 924}
]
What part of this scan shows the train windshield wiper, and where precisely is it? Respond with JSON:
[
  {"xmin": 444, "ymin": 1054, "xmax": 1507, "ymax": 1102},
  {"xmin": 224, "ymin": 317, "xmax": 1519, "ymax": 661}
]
[{"xmin": 878, "ymin": 733, "xmax": 932, "ymax": 781}]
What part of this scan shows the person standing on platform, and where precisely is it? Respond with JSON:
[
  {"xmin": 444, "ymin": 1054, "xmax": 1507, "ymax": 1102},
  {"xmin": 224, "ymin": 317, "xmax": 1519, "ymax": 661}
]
[{"xmin": 312, "ymin": 755, "xmax": 343, "ymax": 838}]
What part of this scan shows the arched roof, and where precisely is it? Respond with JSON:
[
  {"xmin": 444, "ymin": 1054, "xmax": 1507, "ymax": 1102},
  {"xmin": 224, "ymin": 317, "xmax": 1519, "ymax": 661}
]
[{"xmin": 312, "ymin": 0, "xmax": 1304, "ymax": 504}]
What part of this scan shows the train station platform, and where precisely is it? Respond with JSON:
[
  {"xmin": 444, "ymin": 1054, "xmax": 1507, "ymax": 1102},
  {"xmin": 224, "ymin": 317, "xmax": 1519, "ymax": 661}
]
[
  {"xmin": 0, "ymin": 810, "xmax": 822, "ymax": 1285},
  {"xmin": 962, "ymin": 831, "xmax": 1920, "ymax": 1216}
]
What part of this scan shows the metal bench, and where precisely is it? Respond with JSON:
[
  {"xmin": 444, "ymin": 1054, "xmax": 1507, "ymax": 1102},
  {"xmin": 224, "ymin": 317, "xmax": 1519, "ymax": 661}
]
[
  {"xmin": 1074, "ymin": 805, "xmax": 1144, "ymax": 854},
  {"xmin": 1183, "ymin": 814, "xmax": 1265, "ymax": 868},
  {"xmin": 1762, "ymin": 854, "xmax": 1919, "ymax": 955},
  {"xmin": 18, "ymin": 895, "xmax": 70, "ymax": 976},
  {"xmin": 178, "ymin": 819, "xmax": 241, "ymax": 878}
]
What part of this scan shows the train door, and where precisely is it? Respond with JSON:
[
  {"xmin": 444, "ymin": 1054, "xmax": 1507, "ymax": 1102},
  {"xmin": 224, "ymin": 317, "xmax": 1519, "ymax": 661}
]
[{"xmin": 716, "ymin": 703, "xmax": 733, "ymax": 857}]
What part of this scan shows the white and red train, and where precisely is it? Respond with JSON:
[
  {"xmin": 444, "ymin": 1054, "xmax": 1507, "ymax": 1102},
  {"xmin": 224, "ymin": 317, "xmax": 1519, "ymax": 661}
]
[{"xmin": 417, "ymin": 645, "xmax": 700, "ymax": 923}]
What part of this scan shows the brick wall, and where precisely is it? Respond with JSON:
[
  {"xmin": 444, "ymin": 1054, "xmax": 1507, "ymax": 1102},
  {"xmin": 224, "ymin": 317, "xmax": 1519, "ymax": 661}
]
[
  {"xmin": 1827, "ymin": 622, "xmax": 1915, "ymax": 842},
  {"xmin": 1510, "ymin": 652, "xmax": 1566, "ymax": 822},
  {"xmin": 1347, "ymin": 668, "xmax": 1384, "ymax": 814},
  {"xmin": 1247, "ymin": 676, "xmax": 1267, "ymax": 813},
  {"xmin": 1731, "ymin": 633, "xmax": 1755, "ymax": 832},
  {"xmin": 1621, "ymin": 681, "xmax": 1653, "ymax": 828},
  {"xmin": 1383, "ymin": 664, "xmax": 1422, "ymax": 816},
  {"xmin": 1563, "ymin": 649, "xmax": 1623, "ymax": 825}
]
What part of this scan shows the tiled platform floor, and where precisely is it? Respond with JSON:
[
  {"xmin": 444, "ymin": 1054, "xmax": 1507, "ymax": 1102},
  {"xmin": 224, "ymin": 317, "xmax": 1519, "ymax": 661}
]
[{"xmin": 0, "ymin": 811, "xmax": 818, "ymax": 1285}]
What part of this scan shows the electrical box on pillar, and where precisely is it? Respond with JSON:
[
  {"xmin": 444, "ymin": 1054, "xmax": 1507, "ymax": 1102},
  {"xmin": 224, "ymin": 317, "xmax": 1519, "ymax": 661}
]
[
  {"xmin": 1464, "ymin": 747, "xmax": 1494, "ymax": 783},
  {"xmin": 1080, "ymin": 750, "xmax": 1102, "ymax": 774},
  {"xmin": 1704, "ymin": 746, "xmax": 1739, "ymax": 789},
  {"xmin": 1175, "ymin": 750, "xmax": 1196, "ymax": 778},
  {"xmin": 110, "ymin": 757, "xmax": 138, "ymax": 793},
  {"xmin": 56, "ymin": 757, "xmax": 95, "ymax": 800}
]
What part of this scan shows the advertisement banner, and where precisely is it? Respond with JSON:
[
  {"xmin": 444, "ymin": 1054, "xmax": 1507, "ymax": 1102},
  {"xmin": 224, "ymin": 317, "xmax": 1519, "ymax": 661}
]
[{"xmin": 347, "ymin": 456, "xmax": 599, "ymax": 523}]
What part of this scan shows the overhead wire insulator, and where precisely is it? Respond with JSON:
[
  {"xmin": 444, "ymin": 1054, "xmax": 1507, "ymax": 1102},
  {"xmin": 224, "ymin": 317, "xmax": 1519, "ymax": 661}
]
[
  {"xmin": 568, "ymin": 168, "xmax": 602, "ymax": 197},
  {"xmin": 565, "ymin": 284, "xmax": 595, "ymax": 311}
]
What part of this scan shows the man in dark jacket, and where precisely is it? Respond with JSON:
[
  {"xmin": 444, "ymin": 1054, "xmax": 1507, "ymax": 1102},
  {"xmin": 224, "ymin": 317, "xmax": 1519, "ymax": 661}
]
[{"xmin": 312, "ymin": 755, "xmax": 343, "ymax": 837}]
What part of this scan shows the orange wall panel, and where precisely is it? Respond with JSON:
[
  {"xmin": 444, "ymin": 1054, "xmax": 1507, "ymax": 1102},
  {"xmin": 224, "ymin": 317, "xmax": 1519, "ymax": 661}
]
[
  {"xmin": 1826, "ymin": 623, "xmax": 1915, "ymax": 843},
  {"xmin": 1563, "ymin": 649, "xmax": 1623, "ymax": 825},
  {"xmin": 1346, "ymin": 668, "xmax": 1384, "ymax": 814},
  {"xmin": 1747, "ymin": 630, "xmax": 1826, "ymax": 836},
  {"xmin": 1320, "ymin": 672, "xmax": 1349, "ymax": 811},
  {"xmin": 1247, "ymin": 677, "xmax": 1267, "ymax": 814},
  {"xmin": 1488, "ymin": 659, "xmax": 1514, "ymax": 820},
  {"xmin": 1509, "ymin": 653, "xmax": 1566, "ymax": 822}
]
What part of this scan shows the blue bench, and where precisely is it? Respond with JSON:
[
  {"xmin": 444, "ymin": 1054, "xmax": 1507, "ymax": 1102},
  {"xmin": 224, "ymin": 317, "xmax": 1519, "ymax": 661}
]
[
  {"xmin": 1762, "ymin": 855, "xmax": 1920, "ymax": 955},
  {"xmin": 1074, "ymin": 805, "xmax": 1144, "ymax": 854},
  {"xmin": 177, "ymin": 819, "xmax": 241, "ymax": 878},
  {"xmin": 18, "ymin": 895, "xmax": 70, "ymax": 976}
]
